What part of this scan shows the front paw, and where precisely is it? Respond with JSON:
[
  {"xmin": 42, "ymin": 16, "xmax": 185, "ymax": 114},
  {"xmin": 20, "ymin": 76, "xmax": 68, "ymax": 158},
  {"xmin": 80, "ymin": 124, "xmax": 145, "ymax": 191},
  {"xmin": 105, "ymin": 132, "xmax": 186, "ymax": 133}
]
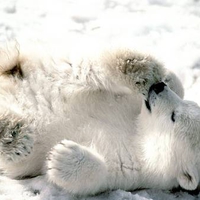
[
  {"xmin": 124, "ymin": 56, "xmax": 165, "ymax": 97},
  {"xmin": 0, "ymin": 118, "xmax": 34, "ymax": 163}
]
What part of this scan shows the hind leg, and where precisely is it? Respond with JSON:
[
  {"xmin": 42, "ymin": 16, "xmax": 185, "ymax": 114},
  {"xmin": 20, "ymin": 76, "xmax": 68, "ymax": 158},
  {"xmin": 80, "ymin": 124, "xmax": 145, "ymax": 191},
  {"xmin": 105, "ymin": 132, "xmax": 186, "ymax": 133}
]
[
  {"xmin": 46, "ymin": 140, "xmax": 108, "ymax": 196},
  {"xmin": 0, "ymin": 112, "xmax": 34, "ymax": 164}
]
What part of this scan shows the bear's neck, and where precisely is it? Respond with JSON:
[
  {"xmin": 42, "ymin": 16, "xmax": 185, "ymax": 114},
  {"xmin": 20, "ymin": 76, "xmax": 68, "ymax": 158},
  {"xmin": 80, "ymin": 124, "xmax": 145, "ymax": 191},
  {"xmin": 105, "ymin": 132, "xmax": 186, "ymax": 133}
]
[{"xmin": 135, "ymin": 123, "xmax": 179, "ymax": 189}]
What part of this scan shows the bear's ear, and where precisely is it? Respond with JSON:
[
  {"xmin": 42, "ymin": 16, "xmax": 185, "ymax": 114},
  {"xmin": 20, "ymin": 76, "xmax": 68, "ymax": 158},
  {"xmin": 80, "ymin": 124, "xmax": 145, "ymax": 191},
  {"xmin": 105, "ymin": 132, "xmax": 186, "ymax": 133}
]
[{"xmin": 177, "ymin": 163, "xmax": 199, "ymax": 190}]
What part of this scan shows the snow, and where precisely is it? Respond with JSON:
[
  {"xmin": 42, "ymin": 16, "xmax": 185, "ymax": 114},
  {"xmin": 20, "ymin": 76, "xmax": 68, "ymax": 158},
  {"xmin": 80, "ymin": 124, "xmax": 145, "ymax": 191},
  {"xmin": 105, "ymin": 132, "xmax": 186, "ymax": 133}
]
[
  {"xmin": 0, "ymin": 0, "xmax": 200, "ymax": 199},
  {"xmin": 0, "ymin": 175, "xmax": 198, "ymax": 200}
]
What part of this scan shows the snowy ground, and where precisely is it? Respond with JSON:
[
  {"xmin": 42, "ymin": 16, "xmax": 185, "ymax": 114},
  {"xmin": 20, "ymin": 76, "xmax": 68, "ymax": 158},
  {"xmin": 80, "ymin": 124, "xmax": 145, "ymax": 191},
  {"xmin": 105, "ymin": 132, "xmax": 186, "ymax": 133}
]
[{"xmin": 0, "ymin": 0, "xmax": 200, "ymax": 199}]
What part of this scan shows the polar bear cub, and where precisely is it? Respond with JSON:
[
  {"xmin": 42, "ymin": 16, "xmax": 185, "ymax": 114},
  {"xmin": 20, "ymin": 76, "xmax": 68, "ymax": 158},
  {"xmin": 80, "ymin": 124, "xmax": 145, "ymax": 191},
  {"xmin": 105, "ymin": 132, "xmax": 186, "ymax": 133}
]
[{"xmin": 0, "ymin": 41, "xmax": 198, "ymax": 196}]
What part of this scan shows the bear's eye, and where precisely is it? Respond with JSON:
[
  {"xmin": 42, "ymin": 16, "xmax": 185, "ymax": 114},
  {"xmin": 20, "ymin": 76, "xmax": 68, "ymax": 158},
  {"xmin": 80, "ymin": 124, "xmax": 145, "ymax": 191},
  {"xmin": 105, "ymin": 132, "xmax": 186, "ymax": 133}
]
[
  {"xmin": 135, "ymin": 82, "xmax": 141, "ymax": 85},
  {"xmin": 171, "ymin": 111, "xmax": 175, "ymax": 122}
]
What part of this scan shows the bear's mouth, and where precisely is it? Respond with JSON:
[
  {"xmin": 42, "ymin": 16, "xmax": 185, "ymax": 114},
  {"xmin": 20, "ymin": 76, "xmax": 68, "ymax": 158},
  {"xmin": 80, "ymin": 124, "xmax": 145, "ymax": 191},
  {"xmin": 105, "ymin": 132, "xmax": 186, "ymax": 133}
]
[
  {"xmin": 145, "ymin": 100, "xmax": 151, "ymax": 112},
  {"xmin": 144, "ymin": 83, "xmax": 155, "ymax": 112}
]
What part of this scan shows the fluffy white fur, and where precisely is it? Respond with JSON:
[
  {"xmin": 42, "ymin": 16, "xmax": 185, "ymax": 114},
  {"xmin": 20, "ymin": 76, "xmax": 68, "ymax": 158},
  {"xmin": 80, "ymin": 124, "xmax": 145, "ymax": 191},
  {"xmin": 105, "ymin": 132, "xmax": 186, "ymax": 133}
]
[{"xmin": 1, "ymin": 41, "xmax": 199, "ymax": 196}]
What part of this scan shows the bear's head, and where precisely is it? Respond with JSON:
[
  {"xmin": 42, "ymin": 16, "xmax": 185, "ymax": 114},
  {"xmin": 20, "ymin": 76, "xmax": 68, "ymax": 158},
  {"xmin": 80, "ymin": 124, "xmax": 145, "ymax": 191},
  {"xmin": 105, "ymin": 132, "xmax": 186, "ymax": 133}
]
[{"xmin": 139, "ymin": 82, "xmax": 200, "ymax": 191}]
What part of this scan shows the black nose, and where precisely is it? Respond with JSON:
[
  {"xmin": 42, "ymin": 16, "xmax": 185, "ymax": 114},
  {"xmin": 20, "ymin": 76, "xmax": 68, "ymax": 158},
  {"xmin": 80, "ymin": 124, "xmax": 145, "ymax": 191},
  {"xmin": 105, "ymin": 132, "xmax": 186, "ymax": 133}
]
[{"xmin": 150, "ymin": 82, "xmax": 166, "ymax": 94}]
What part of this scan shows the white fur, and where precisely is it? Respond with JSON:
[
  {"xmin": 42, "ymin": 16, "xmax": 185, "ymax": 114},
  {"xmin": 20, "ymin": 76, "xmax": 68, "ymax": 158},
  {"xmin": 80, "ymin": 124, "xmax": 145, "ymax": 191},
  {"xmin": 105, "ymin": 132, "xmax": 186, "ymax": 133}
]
[{"xmin": 0, "ymin": 41, "xmax": 197, "ymax": 196}]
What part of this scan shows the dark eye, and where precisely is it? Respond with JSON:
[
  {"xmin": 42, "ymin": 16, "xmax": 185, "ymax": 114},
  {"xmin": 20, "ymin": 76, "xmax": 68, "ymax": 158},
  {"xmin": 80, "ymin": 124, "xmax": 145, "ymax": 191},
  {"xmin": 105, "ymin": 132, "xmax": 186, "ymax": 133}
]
[{"xmin": 171, "ymin": 111, "xmax": 175, "ymax": 122}]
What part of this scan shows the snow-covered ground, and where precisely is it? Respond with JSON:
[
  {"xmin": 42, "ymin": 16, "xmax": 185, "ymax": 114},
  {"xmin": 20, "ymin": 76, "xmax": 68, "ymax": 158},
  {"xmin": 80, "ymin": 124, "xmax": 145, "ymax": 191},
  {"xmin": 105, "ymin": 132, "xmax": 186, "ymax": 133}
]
[{"xmin": 0, "ymin": 0, "xmax": 200, "ymax": 199}]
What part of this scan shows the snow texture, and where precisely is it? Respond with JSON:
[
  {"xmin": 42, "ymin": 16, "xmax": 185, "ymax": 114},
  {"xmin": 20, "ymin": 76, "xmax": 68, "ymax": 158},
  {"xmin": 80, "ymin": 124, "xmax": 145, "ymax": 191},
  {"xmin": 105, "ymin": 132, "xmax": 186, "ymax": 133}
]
[{"xmin": 0, "ymin": 0, "xmax": 200, "ymax": 199}]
